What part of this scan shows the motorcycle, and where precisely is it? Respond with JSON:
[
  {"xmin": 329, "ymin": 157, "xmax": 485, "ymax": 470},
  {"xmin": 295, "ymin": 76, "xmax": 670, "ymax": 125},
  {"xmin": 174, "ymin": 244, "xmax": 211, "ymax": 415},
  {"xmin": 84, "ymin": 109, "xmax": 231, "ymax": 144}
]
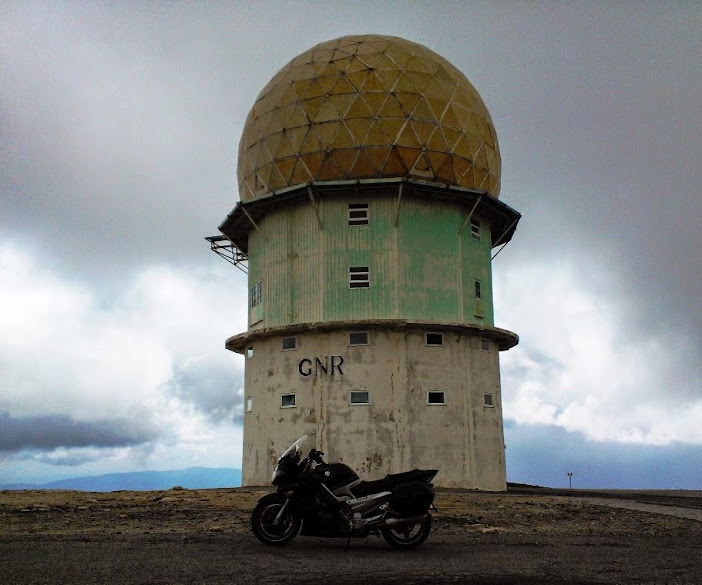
[{"xmin": 251, "ymin": 435, "xmax": 437, "ymax": 549}]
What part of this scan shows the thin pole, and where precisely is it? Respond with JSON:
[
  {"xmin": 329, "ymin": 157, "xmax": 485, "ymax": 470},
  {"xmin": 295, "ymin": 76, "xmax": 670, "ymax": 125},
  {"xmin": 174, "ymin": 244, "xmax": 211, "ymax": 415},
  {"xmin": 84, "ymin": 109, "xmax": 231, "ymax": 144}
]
[{"xmin": 458, "ymin": 194, "xmax": 482, "ymax": 235}]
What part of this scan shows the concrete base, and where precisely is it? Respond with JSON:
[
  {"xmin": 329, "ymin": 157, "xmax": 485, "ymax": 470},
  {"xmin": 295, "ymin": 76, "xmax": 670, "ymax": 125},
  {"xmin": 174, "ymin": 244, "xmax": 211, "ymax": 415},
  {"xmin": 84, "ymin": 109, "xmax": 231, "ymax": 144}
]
[{"xmin": 233, "ymin": 323, "xmax": 510, "ymax": 490}]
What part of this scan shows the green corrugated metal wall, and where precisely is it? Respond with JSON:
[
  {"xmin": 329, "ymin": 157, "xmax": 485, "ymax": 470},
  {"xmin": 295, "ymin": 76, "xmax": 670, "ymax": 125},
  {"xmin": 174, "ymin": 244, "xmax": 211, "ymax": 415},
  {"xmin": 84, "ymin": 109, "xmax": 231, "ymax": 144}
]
[{"xmin": 247, "ymin": 194, "xmax": 494, "ymax": 328}]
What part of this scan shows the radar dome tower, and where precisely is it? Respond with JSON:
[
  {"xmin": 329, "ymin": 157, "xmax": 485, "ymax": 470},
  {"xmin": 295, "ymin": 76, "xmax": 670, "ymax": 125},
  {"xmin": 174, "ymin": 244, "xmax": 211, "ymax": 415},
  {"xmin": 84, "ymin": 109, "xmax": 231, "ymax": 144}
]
[{"xmin": 211, "ymin": 35, "xmax": 520, "ymax": 489}]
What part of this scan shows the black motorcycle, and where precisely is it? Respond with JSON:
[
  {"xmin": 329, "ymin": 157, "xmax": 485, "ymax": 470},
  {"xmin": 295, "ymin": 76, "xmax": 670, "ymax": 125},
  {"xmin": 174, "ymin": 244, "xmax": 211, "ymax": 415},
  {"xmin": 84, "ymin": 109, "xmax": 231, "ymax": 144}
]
[{"xmin": 251, "ymin": 435, "xmax": 437, "ymax": 549}]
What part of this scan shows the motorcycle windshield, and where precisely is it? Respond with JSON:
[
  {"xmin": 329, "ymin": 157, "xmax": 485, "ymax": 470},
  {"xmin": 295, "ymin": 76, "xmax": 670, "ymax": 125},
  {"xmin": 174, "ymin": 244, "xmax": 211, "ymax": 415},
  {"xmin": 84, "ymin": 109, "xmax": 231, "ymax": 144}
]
[{"xmin": 279, "ymin": 434, "xmax": 308, "ymax": 459}]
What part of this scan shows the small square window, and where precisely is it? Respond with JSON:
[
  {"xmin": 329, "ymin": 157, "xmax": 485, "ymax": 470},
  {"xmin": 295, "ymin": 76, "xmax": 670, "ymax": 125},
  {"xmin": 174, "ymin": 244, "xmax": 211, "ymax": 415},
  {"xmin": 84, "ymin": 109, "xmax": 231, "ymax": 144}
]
[
  {"xmin": 481, "ymin": 338, "xmax": 490, "ymax": 351},
  {"xmin": 474, "ymin": 280, "xmax": 482, "ymax": 299},
  {"xmin": 349, "ymin": 266, "xmax": 370, "ymax": 288},
  {"xmin": 470, "ymin": 219, "xmax": 480, "ymax": 241},
  {"xmin": 281, "ymin": 394, "xmax": 296, "ymax": 408},
  {"xmin": 425, "ymin": 332, "xmax": 444, "ymax": 346},
  {"xmin": 349, "ymin": 331, "xmax": 369, "ymax": 346},
  {"xmin": 348, "ymin": 203, "xmax": 369, "ymax": 225},
  {"xmin": 427, "ymin": 391, "xmax": 446, "ymax": 405},
  {"xmin": 282, "ymin": 336, "xmax": 297, "ymax": 351},
  {"xmin": 246, "ymin": 346, "xmax": 254, "ymax": 359},
  {"xmin": 245, "ymin": 397, "xmax": 253, "ymax": 412},
  {"xmin": 484, "ymin": 394, "xmax": 494, "ymax": 408},
  {"xmin": 349, "ymin": 391, "xmax": 370, "ymax": 405}
]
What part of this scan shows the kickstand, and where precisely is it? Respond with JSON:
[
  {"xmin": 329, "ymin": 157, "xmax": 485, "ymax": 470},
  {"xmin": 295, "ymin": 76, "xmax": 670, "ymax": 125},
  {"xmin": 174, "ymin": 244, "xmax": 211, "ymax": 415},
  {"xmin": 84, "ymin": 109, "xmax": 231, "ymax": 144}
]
[{"xmin": 344, "ymin": 534, "xmax": 352, "ymax": 552}]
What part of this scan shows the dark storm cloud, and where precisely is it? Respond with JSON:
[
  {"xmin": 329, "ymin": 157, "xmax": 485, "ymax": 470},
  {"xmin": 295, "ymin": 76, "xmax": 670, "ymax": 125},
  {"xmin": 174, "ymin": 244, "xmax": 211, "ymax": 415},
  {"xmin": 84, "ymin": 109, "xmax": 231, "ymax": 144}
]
[
  {"xmin": 2, "ymin": 2, "xmax": 698, "ymax": 341},
  {"xmin": 0, "ymin": 412, "xmax": 157, "ymax": 452},
  {"xmin": 480, "ymin": 4, "xmax": 702, "ymax": 345},
  {"xmin": 0, "ymin": 2, "xmax": 250, "ymax": 288},
  {"xmin": 30, "ymin": 451, "xmax": 120, "ymax": 468}
]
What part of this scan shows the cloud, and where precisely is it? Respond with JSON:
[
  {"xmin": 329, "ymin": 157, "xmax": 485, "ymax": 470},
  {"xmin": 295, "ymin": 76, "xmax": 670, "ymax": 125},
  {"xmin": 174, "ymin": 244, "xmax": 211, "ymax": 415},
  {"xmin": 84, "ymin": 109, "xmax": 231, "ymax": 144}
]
[
  {"xmin": 29, "ymin": 447, "xmax": 134, "ymax": 468},
  {"xmin": 169, "ymin": 356, "xmax": 245, "ymax": 424},
  {"xmin": 0, "ymin": 243, "xmax": 246, "ymax": 479},
  {"xmin": 0, "ymin": 2, "xmax": 247, "ymax": 287},
  {"xmin": 1, "ymin": 3, "xmax": 699, "ymax": 488},
  {"xmin": 0, "ymin": 246, "xmax": 167, "ymax": 419},
  {"xmin": 0, "ymin": 244, "xmax": 245, "ymax": 417},
  {"xmin": 0, "ymin": 412, "xmax": 157, "ymax": 452},
  {"xmin": 495, "ymin": 259, "xmax": 702, "ymax": 446}
]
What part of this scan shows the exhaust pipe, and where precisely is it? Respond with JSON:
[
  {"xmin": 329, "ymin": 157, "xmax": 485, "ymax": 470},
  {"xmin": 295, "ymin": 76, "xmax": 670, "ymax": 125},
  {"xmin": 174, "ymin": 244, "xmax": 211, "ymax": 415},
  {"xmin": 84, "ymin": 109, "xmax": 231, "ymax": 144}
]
[{"xmin": 364, "ymin": 513, "xmax": 429, "ymax": 531}]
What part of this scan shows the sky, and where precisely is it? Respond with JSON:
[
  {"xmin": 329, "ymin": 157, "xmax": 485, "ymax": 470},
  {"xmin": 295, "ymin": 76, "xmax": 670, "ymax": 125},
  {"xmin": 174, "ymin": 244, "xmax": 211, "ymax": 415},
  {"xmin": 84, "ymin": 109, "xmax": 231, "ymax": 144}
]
[{"xmin": 1, "ymin": 1, "xmax": 700, "ymax": 489}]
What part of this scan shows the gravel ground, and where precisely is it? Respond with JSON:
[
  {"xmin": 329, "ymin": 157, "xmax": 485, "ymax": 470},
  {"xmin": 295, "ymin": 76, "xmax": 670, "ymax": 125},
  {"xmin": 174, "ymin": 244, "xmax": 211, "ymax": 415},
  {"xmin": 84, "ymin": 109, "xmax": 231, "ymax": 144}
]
[{"xmin": 1, "ymin": 487, "xmax": 701, "ymax": 585}]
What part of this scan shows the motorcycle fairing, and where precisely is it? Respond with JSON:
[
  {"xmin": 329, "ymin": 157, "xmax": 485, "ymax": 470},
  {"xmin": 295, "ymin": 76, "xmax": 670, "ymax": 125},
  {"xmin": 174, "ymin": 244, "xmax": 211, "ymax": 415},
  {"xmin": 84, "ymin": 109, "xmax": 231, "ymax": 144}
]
[
  {"xmin": 346, "ymin": 491, "xmax": 392, "ymax": 515},
  {"xmin": 272, "ymin": 435, "xmax": 309, "ymax": 484}
]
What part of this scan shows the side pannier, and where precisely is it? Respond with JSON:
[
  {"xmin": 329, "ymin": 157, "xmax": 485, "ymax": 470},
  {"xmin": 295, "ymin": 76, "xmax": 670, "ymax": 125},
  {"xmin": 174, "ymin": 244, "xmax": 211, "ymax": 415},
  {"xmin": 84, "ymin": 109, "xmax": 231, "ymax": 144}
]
[{"xmin": 388, "ymin": 480, "xmax": 435, "ymax": 516}]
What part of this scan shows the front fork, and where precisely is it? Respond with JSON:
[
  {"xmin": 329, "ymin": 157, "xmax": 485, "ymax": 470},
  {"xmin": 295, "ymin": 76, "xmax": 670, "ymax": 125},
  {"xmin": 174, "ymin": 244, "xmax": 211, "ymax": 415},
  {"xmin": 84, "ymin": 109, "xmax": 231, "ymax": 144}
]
[{"xmin": 273, "ymin": 495, "xmax": 291, "ymax": 525}]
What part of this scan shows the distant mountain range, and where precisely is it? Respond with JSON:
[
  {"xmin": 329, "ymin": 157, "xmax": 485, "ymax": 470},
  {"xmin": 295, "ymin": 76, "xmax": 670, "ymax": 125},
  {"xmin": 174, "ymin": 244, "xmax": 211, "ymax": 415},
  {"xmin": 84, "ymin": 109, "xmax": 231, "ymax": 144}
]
[{"xmin": 0, "ymin": 467, "xmax": 242, "ymax": 492}]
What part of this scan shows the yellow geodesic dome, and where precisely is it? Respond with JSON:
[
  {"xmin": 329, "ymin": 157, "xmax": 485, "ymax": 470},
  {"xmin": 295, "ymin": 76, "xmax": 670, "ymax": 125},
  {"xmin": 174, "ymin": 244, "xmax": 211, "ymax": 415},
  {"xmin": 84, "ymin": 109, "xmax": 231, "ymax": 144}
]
[{"xmin": 237, "ymin": 35, "xmax": 501, "ymax": 201}]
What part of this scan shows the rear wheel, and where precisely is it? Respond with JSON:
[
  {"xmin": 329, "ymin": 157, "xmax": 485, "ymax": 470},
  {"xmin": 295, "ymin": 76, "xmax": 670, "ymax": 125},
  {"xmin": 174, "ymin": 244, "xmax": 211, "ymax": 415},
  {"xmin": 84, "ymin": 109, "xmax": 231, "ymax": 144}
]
[
  {"xmin": 251, "ymin": 494, "xmax": 301, "ymax": 546},
  {"xmin": 381, "ymin": 514, "xmax": 431, "ymax": 549}
]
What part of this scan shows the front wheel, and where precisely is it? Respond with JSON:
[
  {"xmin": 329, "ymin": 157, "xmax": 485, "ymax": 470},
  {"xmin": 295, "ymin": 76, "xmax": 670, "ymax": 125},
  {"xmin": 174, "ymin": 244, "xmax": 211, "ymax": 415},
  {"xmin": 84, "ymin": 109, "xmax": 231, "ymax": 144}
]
[
  {"xmin": 251, "ymin": 494, "xmax": 301, "ymax": 546},
  {"xmin": 381, "ymin": 514, "xmax": 432, "ymax": 549}
]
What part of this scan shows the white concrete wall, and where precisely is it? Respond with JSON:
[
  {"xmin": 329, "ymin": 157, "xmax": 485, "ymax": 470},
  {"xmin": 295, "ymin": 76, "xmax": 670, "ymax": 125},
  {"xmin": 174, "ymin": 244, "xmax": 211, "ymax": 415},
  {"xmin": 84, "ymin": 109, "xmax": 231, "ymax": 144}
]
[{"xmin": 241, "ymin": 326, "xmax": 506, "ymax": 490}]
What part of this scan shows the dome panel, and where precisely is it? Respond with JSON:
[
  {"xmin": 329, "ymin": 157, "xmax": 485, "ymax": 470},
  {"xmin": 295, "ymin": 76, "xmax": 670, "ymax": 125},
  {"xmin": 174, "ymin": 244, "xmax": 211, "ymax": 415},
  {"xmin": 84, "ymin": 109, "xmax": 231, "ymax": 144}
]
[
  {"xmin": 382, "ymin": 147, "xmax": 407, "ymax": 175},
  {"xmin": 349, "ymin": 150, "xmax": 379, "ymax": 177},
  {"xmin": 238, "ymin": 35, "xmax": 501, "ymax": 200}
]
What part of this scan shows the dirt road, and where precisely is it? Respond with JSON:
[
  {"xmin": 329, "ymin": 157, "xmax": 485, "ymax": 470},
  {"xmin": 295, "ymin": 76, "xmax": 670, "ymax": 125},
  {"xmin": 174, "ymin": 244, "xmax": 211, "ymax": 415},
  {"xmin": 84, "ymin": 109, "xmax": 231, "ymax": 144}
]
[{"xmin": 1, "ymin": 487, "xmax": 701, "ymax": 584}]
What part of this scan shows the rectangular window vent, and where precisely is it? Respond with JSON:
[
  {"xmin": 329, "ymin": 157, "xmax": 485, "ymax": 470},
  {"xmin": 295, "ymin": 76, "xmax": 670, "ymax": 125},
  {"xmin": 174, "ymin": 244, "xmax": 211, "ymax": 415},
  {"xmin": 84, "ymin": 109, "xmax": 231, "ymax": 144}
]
[
  {"xmin": 425, "ymin": 332, "xmax": 444, "ymax": 346},
  {"xmin": 246, "ymin": 346, "xmax": 254, "ymax": 359},
  {"xmin": 282, "ymin": 337, "xmax": 297, "ymax": 351},
  {"xmin": 245, "ymin": 397, "xmax": 253, "ymax": 413},
  {"xmin": 348, "ymin": 203, "xmax": 369, "ymax": 225},
  {"xmin": 349, "ymin": 266, "xmax": 370, "ymax": 288},
  {"xmin": 427, "ymin": 391, "xmax": 446, "ymax": 405},
  {"xmin": 481, "ymin": 338, "xmax": 490, "ymax": 352},
  {"xmin": 281, "ymin": 394, "xmax": 296, "ymax": 408},
  {"xmin": 470, "ymin": 219, "xmax": 481, "ymax": 241},
  {"xmin": 349, "ymin": 331, "xmax": 369, "ymax": 346},
  {"xmin": 474, "ymin": 280, "xmax": 482, "ymax": 299},
  {"xmin": 349, "ymin": 391, "xmax": 370, "ymax": 405},
  {"xmin": 251, "ymin": 280, "xmax": 263, "ymax": 307},
  {"xmin": 484, "ymin": 393, "xmax": 494, "ymax": 408}
]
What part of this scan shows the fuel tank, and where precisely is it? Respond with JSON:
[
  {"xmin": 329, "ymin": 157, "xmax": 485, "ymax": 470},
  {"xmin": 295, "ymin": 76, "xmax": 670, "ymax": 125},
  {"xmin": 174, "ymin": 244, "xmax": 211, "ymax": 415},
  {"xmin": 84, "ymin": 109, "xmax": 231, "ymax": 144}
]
[{"xmin": 312, "ymin": 463, "xmax": 359, "ymax": 491}]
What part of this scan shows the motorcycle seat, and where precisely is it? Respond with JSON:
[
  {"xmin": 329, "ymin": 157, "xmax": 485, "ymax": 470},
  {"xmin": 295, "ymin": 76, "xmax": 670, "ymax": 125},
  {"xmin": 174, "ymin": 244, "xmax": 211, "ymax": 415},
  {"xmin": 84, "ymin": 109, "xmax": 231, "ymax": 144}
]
[{"xmin": 350, "ymin": 469, "xmax": 437, "ymax": 497}]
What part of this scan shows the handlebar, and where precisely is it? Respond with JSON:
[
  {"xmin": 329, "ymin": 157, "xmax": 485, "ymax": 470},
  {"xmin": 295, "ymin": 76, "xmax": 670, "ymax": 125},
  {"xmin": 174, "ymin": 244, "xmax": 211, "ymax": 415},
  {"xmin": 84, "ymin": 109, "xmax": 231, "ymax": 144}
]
[{"xmin": 308, "ymin": 448, "xmax": 325, "ymax": 464}]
